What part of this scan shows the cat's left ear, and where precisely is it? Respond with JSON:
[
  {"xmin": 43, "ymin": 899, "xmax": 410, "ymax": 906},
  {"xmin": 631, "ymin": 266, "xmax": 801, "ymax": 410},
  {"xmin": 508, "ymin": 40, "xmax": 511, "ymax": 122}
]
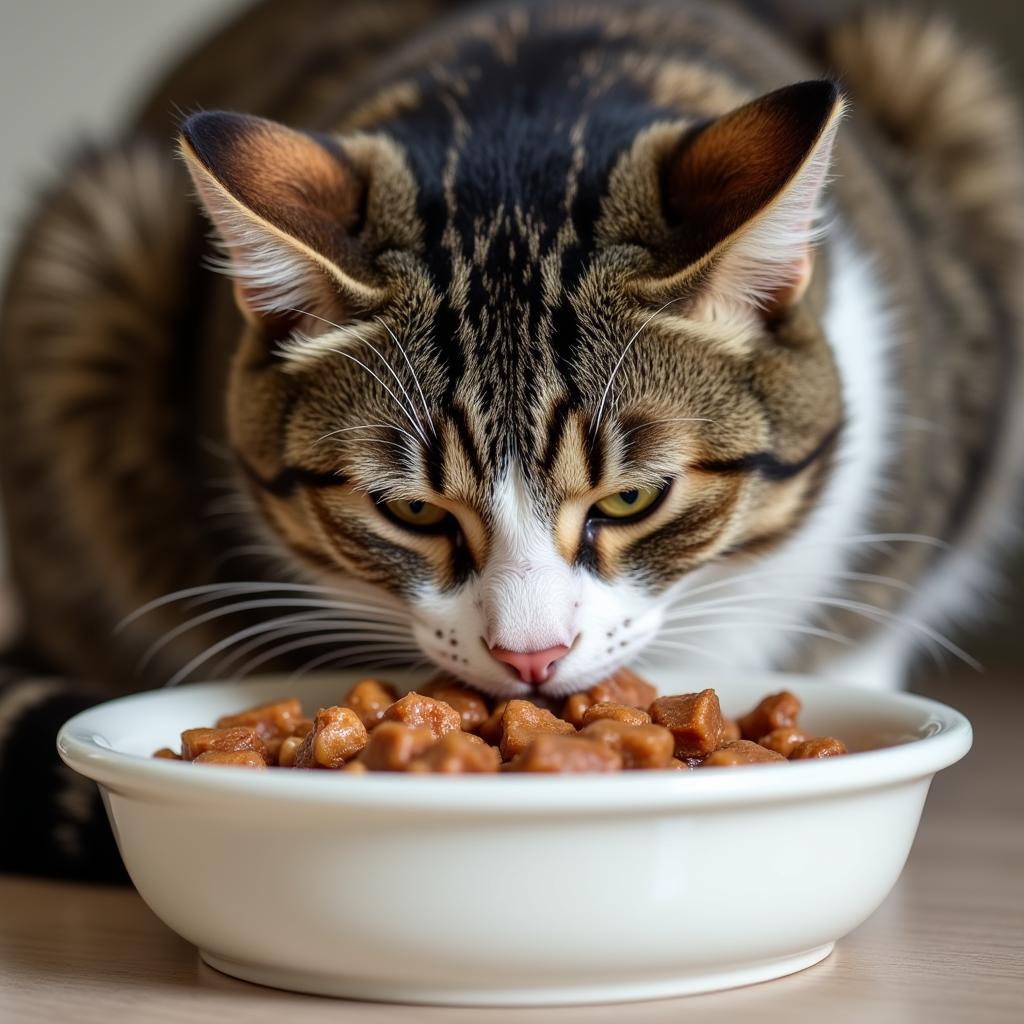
[
  {"xmin": 655, "ymin": 80, "xmax": 844, "ymax": 320},
  {"xmin": 179, "ymin": 111, "xmax": 385, "ymax": 326}
]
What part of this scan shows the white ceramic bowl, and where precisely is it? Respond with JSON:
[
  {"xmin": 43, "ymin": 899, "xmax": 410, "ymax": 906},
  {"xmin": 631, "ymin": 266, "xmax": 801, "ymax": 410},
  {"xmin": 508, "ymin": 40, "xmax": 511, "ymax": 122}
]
[{"xmin": 57, "ymin": 669, "xmax": 971, "ymax": 1006}]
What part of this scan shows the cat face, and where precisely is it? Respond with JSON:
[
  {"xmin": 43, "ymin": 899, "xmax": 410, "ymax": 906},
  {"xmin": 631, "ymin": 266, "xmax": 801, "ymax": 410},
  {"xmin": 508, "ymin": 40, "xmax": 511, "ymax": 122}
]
[{"xmin": 181, "ymin": 81, "xmax": 845, "ymax": 698}]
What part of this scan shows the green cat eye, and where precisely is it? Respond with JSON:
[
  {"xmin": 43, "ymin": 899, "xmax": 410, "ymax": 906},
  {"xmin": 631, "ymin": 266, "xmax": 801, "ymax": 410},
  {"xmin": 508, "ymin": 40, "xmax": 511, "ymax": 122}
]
[
  {"xmin": 382, "ymin": 497, "xmax": 450, "ymax": 530},
  {"xmin": 592, "ymin": 484, "xmax": 664, "ymax": 520}
]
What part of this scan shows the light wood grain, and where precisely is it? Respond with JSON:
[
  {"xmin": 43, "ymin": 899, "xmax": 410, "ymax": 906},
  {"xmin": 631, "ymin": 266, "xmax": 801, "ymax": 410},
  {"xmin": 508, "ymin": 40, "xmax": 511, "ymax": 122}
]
[{"xmin": 1, "ymin": 673, "xmax": 1021, "ymax": 1024}]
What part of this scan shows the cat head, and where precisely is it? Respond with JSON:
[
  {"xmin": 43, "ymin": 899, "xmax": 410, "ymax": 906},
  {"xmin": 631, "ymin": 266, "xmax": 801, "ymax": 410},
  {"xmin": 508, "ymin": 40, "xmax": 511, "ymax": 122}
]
[{"xmin": 180, "ymin": 79, "xmax": 845, "ymax": 698}]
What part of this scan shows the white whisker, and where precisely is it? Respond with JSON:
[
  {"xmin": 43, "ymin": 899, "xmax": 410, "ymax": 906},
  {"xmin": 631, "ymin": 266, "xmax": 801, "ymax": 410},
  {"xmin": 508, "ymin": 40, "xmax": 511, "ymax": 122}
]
[
  {"xmin": 213, "ymin": 617, "xmax": 352, "ymax": 675},
  {"xmin": 233, "ymin": 633, "xmax": 421, "ymax": 680},
  {"xmin": 659, "ymin": 605, "xmax": 809, "ymax": 625},
  {"xmin": 662, "ymin": 566, "xmax": 918, "ymax": 613},
  {"xmin": 663, "ymin": 590, "xmax": 979, "ymax": 669},
  {"xmin": 619, "ymin": 417, "xmax": 716, "ymax": 439},
  {"xmin": 284, "ymin": 307, "xmax": 430, "ymax": 447},
  {"xmin": 319, "ymin": 345, "xmax": 430, "ymax": 447},
  {"xmin": 656, "ymin": 620, "xmax": 853, "ymax": 647},
  {"xmin": 141, "ymin": 597, "xmax": 409, "ymax": 673},
  {"xmin": 641, "ymin": 638, "xmax": 737, "ymax": 667},
  {"xmin": 288, "ymin": 648, "xmax": 428, "ymax": 681},
  {"xmin": 331, "ymin": 437, "xmax": 418, "ymax": 459},
  {"xmin": 591, "ymin": 297, "xmax": 683, "ymax": 445},
  {"xmin": 375, "ymin": 314, "xmax": 436, "ymax": 438},
  {"xmin": 210, "ymin": 545, "xmax": 284, "ymax": 571},
  {"xmin": 165, "ymin": 613, "xmax": 414, "ymax": 688},
  {"xmin": 316, "ymin": 423, "xmax": 421, "ymax": 448},
  {"xmin": 118, "ymin": 581, "xmax": 404, "ymax": 631}
]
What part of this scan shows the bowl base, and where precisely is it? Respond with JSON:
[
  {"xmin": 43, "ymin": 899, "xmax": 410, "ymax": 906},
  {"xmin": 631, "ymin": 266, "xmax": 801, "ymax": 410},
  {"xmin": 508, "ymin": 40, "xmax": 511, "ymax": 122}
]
[{"xmin": 198, "ymin": 943, "xmax": 835, "ymax": 1006}]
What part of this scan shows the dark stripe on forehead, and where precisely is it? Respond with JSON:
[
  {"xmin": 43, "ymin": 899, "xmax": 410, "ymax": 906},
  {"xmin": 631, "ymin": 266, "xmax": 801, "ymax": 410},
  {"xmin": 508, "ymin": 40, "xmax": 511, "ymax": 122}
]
[
  {"xmin": 371, "ymin": 15, "xmax": 683, "ymax": 401},
  {"xmin": 447, "ymin": 402, "xmax": 485, "ymax": 481},
  {"xmin": 586, "ymin": 429, "xmax": 605, "ymax": 490},
  {"xmin": 238, "ymin": 455, "xmax": 348, "ymax": 498},
  {"xmin": 695, "ymin": 424, "xmax": 841, "ymax": 481},
  {"xmin": 424, "ymin": 434, "xmax": 445, "ymax": 492},
  {"xmin": 539, "ymin": 396, "xmax": 572, "ymax": 474}
]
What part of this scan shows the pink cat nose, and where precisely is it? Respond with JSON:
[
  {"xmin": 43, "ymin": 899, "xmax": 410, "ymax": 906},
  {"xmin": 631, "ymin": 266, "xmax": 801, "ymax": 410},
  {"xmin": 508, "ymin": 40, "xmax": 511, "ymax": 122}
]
[{"xmin": 489, "ymin": 644, "xmax": 571, "ymax": 685}]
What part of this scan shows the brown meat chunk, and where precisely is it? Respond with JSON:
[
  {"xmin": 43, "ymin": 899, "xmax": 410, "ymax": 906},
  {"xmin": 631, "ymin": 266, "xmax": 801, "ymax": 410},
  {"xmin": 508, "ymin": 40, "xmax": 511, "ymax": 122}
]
[
  {"xmin": 477, "ymin": 700, "xmax": 508, "ymax": 744},
  {"xmin": 277, "ymin": 735, "xmax": 305, "ymax": 768},
  {"xmin": 357, "ymin": 722, "xmax": 435, "ymax": 771},
  {"xmin": 789, "ymin": 737, "xmax": 848, "ymax": 759},
  {"xmin": 506, "ymin": 734, "xmax": 622, "ymax": 773},
  {"xmin": 262, "ymin": 736, "xmax": 285, "ymax": 765},
  {"xmin": 193, "ymin": 750, "xmax": 266, "ymax": 769},
  {"xmin": 560, "ymin": 692, "xmax": 592, "ymax": 728},
  {"xmin": 152, "ymin": 747, "xmax": 181, "ymax": 760},
  {"xmin": 580, "ymin": 719, "xmax": 675, "ymax": 769},
  {"xmin": 758, "ymin": 727, "xmax": 810, "ymax": 757},
  {"xmin": 720, "ymin": 717, "xmax": 741, "ymax": 743},
  {"xmin": 588, "ymin": 668, "xmax": 658, "ymax": 710},
  {"xmin": 649, "ymin": 689, "xmax": 723, "ymax": 758},
  {"xmin": 408, "ymin": 731, "xmax": 502, "ymax": 773},
  {"xmin": 667, "ymin": 758, "xmax": 691, "ymax": 770},
  {"xmin": 215, "ymin": 698, "xmax": 303, "ymax": 739},
  {"xmin": 737, "ymin": 691, "xmax": 802, "ymax": 741},
  {"xmin": 581, "ymin": 702, "xmax": 652, "ymax": 727},
  {"xmin": 419, "ymin": 678, "xmax": 490, "ymax": 732},
  {"xmin": 293, "ymin": 706, "xmax": 368, "ymax": 769},
  {"xmin": 180, "ymin": 727, "xmax": 267, "ymax": 763},
  {"xmin": 341, "ymin": 678, "xmax": 399, "ymax": 730},
  {"xmin": 499, "ymin": 699, "xmax": 576, "ymax": 760},
  {"xmin": 702, "ymin": 740, "xmax": 786, "ymax": 767},
  {"xmin": 381, "ymin": 692, "xmax": 462, "ymax": 740}
]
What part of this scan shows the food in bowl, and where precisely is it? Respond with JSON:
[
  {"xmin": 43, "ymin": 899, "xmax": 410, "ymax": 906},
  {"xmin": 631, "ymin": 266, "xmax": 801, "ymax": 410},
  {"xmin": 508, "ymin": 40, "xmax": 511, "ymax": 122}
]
[{"xmin": 154, "ymin": 670, "xmax": 848, "ymax": 772}]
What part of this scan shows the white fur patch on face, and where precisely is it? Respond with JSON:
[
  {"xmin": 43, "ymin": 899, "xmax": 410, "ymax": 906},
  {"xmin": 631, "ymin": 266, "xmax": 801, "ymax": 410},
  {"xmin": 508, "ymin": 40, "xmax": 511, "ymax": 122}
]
[
  {"xmin": 479, "ymin": 466, "xmax": 577, "ymax": 651},
  {"xmin": 643, "ymin": 224, "xmax": 899, "ymax": 678},
  {"xmin": 407, "ymin": 463, "xmax": 667, "ymax": 699}
]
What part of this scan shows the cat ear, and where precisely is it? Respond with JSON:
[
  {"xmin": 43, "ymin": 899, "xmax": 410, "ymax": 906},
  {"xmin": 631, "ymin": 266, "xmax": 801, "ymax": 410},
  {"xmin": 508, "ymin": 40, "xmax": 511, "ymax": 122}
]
[
  {"xmin": 179, "ymin": 111, "xmax": 385, "ymax": 325},
  {"xmin": 660, "ymin": 80, "xmax": 844, "ymax": 320}
]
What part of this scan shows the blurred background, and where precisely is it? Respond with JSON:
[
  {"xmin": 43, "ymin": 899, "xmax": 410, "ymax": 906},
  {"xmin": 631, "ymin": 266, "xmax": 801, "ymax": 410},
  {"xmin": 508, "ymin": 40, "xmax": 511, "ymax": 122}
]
[{"xmin": 0, "ymin": 0, "xmax": 1021, "ymax": 672}]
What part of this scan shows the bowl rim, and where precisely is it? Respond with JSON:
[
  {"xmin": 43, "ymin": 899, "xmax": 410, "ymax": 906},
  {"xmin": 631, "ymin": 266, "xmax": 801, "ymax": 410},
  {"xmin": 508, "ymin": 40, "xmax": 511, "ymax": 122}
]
[{"xmin": 57, "ymin": 671, "xmax": 973, "ymax": 816}]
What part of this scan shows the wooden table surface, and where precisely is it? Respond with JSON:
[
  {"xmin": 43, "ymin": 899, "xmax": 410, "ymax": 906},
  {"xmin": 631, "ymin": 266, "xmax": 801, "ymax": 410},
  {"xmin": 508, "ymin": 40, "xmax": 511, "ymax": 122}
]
[{"xmin": 2, "ymin": 672, "xmax": 1022, "ymax": 1024}]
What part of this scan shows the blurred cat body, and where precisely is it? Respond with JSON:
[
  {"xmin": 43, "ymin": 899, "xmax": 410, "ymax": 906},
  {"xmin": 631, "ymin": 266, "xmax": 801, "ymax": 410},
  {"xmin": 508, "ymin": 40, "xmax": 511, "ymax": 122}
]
[{"xmin": 1, "ymin": 0, "xmax": 1023, "ymax": 875}]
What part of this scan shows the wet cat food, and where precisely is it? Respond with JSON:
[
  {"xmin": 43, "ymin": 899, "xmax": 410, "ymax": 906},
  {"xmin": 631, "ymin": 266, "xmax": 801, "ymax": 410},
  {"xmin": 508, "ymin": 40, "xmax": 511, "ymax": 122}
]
[
  {"xmin": 649, "ymin": 689, "xmax": 724, "ymax": 758},
  {"xmin": 157, "ymin": 675, "xmax": 849, "ymax": 773},
  {"xmin": 702, "ymin": 740, "xmax": 787, "ymax": 766},
  {"xmin": 498, "ymin": 699, "xmax": 576, "ymax": 759},
  {"xmin": 382, "ymin": 691, "xmax": 463, "ymax": 740},
  {"xmin": 341, "ymin": 680, "xmax": 398, "ymax": 730},
  {"xmin": 506, "ymin": 734, "xmax": 622, "ymax": 772},
  {"xmin": 180, "ymin": 726, "xmax": 267, "ymax": 762},
  {"xmin": 293, "ymin": 705, "xmax": 368, "ymax": 769}
]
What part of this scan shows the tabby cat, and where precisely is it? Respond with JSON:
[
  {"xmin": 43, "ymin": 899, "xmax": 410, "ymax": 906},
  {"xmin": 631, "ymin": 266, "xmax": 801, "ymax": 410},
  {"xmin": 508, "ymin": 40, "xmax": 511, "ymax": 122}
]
[{"xmin": 1, "ymin": 0, "xmax": 1021, "ymax": 878}]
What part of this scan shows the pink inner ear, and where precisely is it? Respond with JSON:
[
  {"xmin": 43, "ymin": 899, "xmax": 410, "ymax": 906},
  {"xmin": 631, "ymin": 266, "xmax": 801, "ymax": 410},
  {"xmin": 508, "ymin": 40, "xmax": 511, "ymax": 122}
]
[{"xmin": 766, "ymin": 248, "xmax": 813, "ymax": 316}]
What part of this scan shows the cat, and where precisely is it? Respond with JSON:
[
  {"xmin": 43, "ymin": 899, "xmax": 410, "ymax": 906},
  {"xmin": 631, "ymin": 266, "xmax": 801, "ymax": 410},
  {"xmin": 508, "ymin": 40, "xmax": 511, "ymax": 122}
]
[{"xmin": 1, "ymin": 0, "xmax": 1022, "ymax": 879}]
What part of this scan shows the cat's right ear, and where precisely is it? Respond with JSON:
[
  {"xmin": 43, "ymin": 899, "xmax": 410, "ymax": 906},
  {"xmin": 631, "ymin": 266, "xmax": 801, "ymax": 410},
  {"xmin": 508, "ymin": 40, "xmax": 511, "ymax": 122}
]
[
  {"xmin": 650, "ymin": 80, "xmax": 844, "ymax": 321},
  {"xmin": 179, "ymin": 111, "xmax": 385, "ymax": 327}
]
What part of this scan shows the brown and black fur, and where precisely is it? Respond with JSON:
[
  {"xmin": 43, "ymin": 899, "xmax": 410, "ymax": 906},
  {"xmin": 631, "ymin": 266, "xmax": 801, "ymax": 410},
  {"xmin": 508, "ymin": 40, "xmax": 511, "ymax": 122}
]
[{"xmin": 1, "ymin": 0, "xmax": 1021, "ymax": 878}]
